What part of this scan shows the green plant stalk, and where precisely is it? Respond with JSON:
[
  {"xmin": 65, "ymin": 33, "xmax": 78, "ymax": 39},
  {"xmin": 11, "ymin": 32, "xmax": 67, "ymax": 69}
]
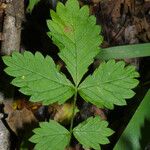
[
  {"xmin": 70, "ymin": 88, "xmax": 78, "ymax": 135},
  {"xmin": 96, "ymin": 43, "xmax": 150, "ymax": 60}
]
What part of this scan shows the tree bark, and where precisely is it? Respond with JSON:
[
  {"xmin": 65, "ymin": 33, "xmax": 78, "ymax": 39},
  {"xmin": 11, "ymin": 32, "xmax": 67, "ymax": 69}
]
[{"xmin": 0, "ymin": 1, "xmax": 25, "ymax": 149}]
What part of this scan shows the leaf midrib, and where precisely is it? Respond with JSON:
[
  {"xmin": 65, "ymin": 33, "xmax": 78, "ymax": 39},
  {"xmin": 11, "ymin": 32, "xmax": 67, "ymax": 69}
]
[
  {"xmin": 7, "ymin": 59, "xmax": 73, "ymax": 88},
  {"xmin": 79, "ymin": 75, "xmax": 137, "ymax": 89}
]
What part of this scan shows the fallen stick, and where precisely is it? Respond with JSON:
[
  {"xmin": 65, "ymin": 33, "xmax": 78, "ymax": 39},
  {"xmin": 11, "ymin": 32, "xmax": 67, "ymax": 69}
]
[
  {"xmin": 0, "ymin": 113, "xmax": 10, "ymax": 150},
  {"xmin": 0, "ymin": 94, "xmax": 10, "ymax": 150},
  {"xmin": 0, "ymin": 0, "xmax": 25, "ymax": 149}
]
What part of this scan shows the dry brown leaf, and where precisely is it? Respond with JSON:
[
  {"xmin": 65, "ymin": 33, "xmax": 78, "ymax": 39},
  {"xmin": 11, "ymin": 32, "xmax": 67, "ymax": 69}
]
[
  {"xmin": 134, "ymin": 17, "xmax": 149, "ymax": 32},
  {"xmin": 65, "ymin": 144, "xmax": 90, "ymax": 150},
  {"xmin": 53, "ymin": 103, "xmax": 79, "ymax": 124},
  {"xmin": 91, "ymin": 106, "xmax": 107, "ymax": 120},
  {"xmin": 124, "ymin": 25, "xmax": 139, "ymax": 43},
  {"xmin": 3, "ymin": 100, "xmax": 38, "ymax": 134},
  {"xmin": 111, "ymin": 0, "xmax": 122, "ymax": 23}
]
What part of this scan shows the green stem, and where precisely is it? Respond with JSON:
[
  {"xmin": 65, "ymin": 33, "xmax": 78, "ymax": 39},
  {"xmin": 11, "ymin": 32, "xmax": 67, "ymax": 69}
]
[{"xmin": 70, "ymin": 88, "xmax": 78, "ymax": 135}]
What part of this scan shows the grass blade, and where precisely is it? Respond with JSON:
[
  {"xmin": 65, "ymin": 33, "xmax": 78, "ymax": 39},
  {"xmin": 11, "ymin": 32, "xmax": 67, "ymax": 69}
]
[
  {"xmin": 96, "ymin": 43, "xmax": 150, "ymax": 60},
  {"xmin": 113, "ymin": 89, "xmax": 150, "ymax": 150}
]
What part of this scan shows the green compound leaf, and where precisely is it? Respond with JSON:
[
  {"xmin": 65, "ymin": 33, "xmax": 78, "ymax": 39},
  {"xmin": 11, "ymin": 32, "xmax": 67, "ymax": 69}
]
[
  {"xmin": 29, "ymin": 121, "xmax": 70, "ymax": 150},
  {"xmin": 78, "ymin": 60, "xmax": 139, "ymax": 109},
  {"xmin": 3, "ymin": 51, "xmax": 74, "ymax": 105},
  {"xmin": 73, "ymin": 116, "xmax": 114, "ymax": 150},
  {"xmin": 47, "ymin": 0, "xmax": 102, "ymax": 85}
]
